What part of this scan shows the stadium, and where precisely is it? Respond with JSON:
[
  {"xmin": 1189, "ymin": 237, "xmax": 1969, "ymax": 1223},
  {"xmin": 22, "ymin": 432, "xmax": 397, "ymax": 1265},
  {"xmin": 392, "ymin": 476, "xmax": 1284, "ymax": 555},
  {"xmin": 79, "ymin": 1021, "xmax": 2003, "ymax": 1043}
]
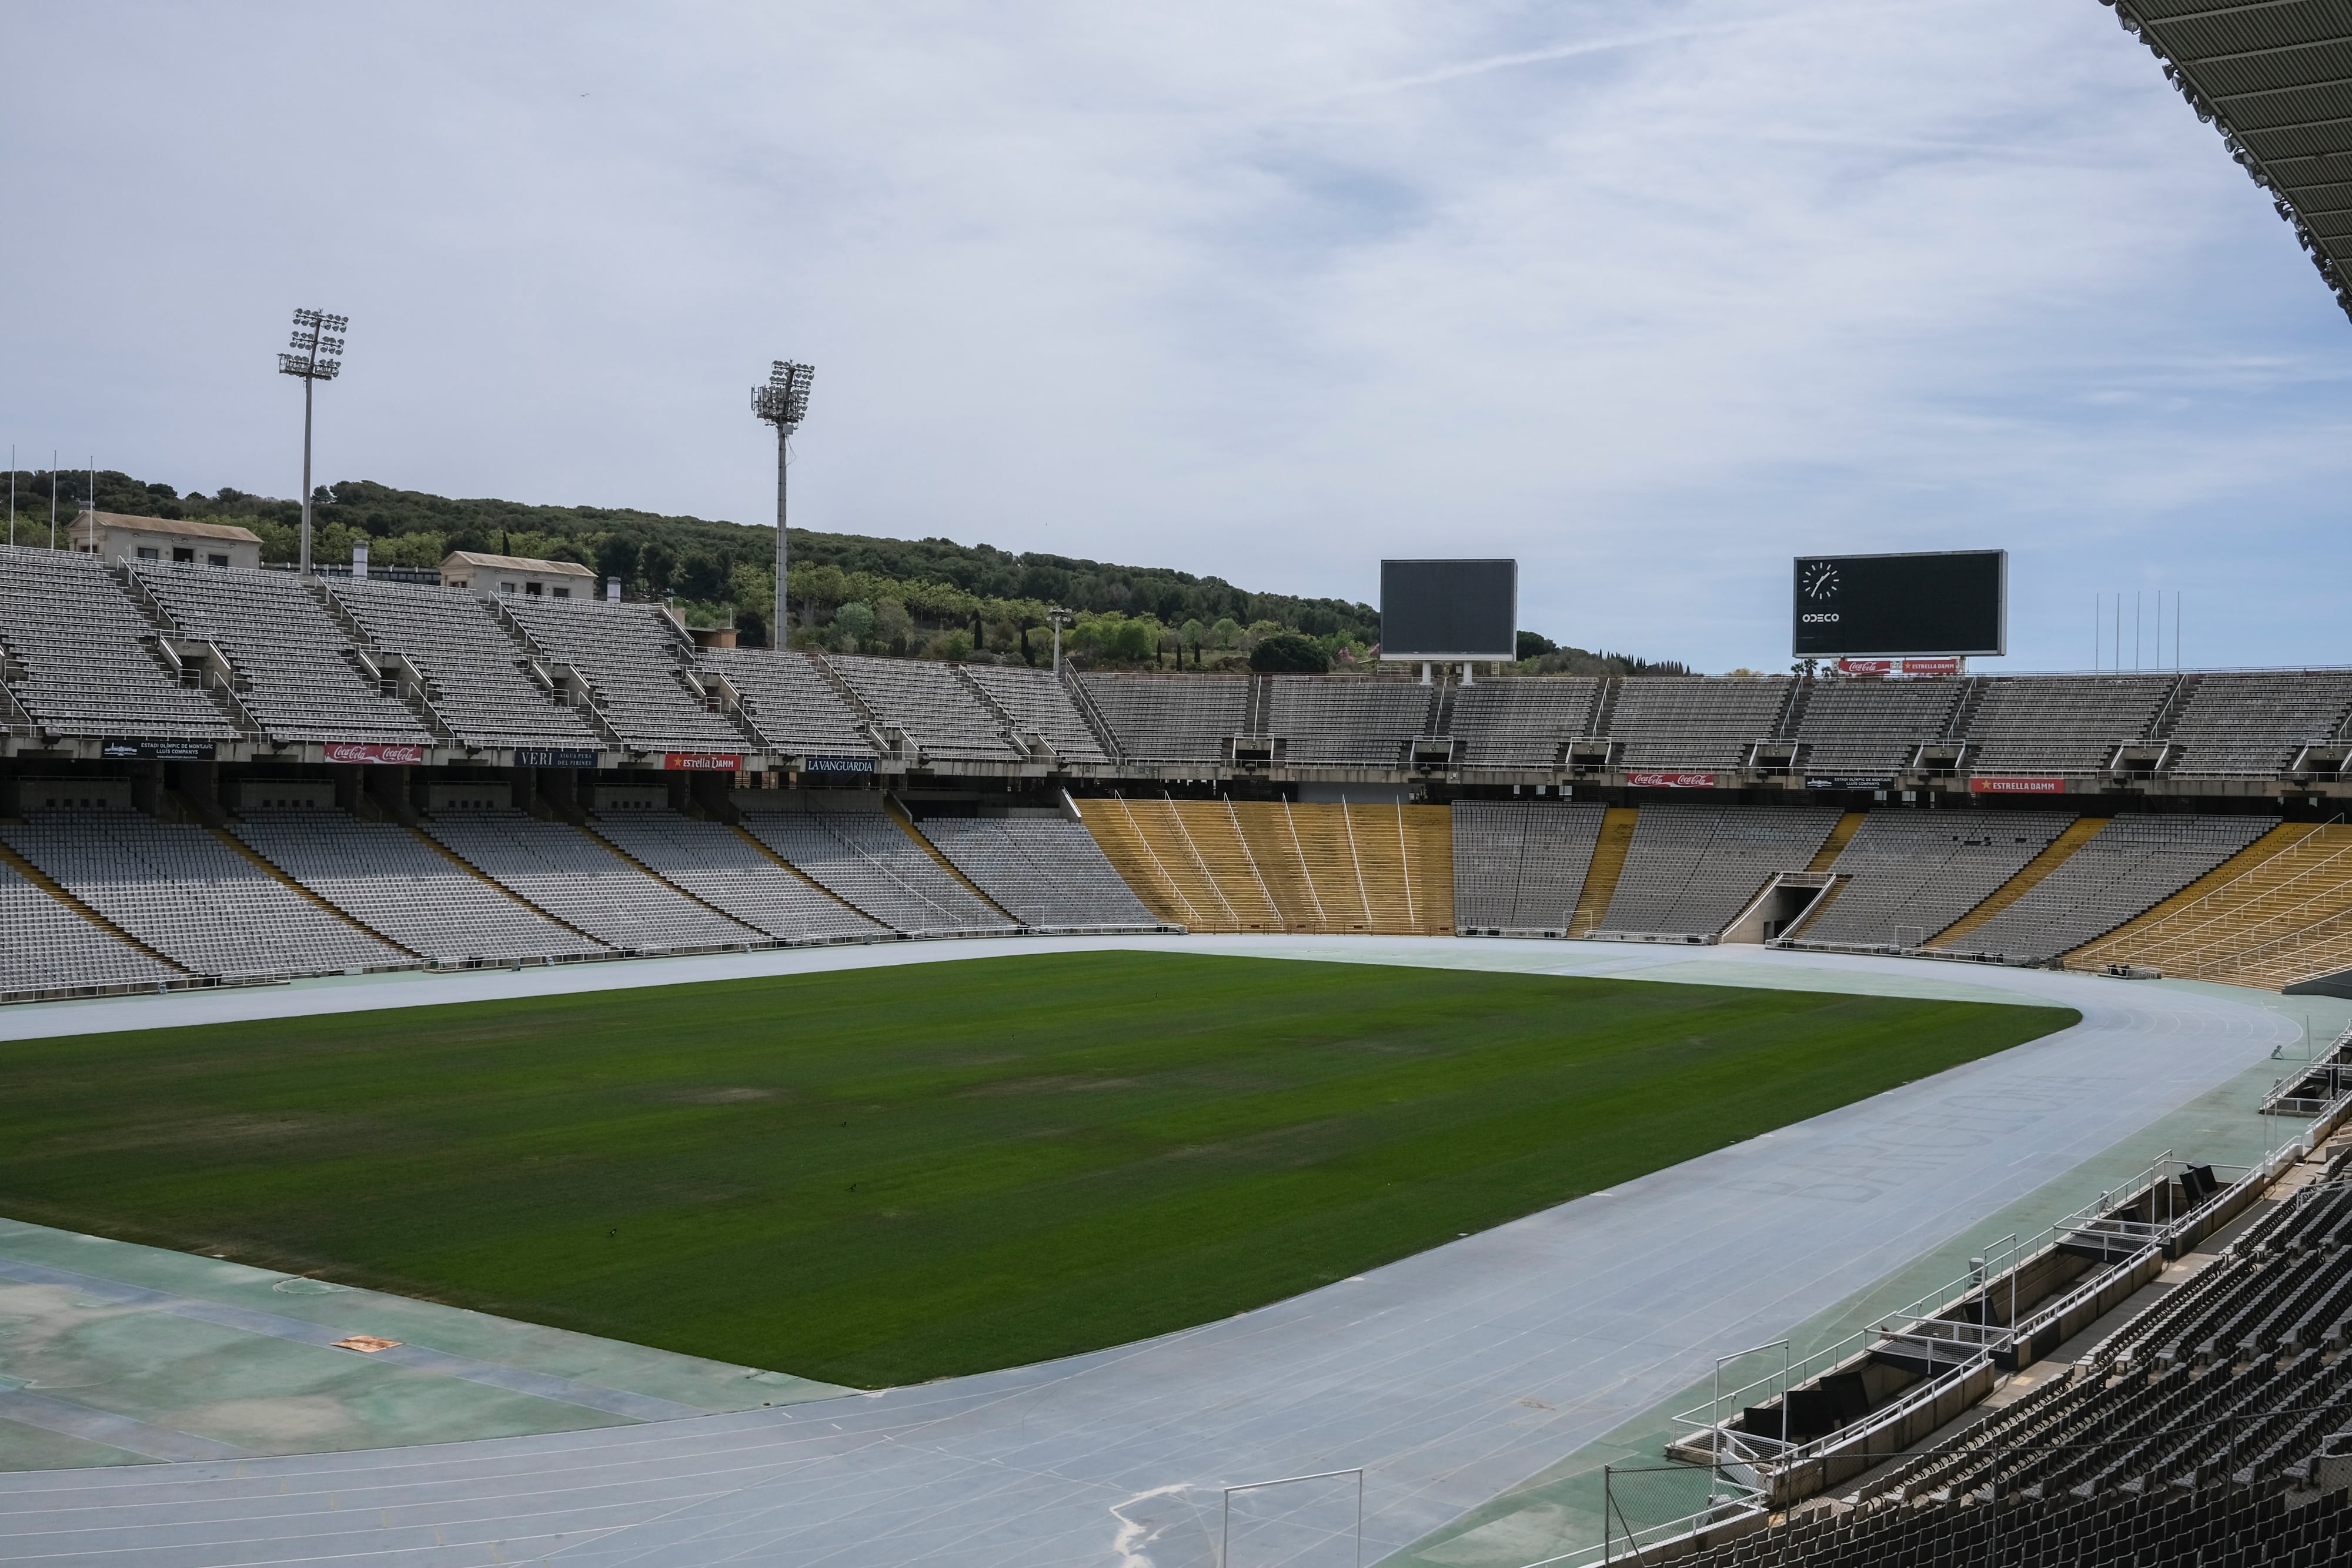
[{"xmin": 8, "ymin": 5, "xmax": 2352, "ymax": 1568}]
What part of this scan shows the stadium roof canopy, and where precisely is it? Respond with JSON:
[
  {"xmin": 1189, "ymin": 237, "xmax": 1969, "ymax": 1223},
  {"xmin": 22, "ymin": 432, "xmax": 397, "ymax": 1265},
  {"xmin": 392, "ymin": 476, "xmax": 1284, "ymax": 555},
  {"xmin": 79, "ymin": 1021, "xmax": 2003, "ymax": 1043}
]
[{"xmin": 2105, "ymin": 0, "xmax": 2352, "ymax": 323}]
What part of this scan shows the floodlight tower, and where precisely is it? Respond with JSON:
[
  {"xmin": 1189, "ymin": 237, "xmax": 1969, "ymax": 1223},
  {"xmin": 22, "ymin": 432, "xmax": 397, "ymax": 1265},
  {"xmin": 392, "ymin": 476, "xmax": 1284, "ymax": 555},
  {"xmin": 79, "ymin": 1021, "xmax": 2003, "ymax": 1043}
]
[
  {"xmin": 278, "ymin": 307, "xmax": 348, "ymax": 577},
  {"xmin": 751, "ymin": 360, "xmax": 814, "ymax": 646},
  {"xmin": 1048, "ymin": 606, "xmax": 1075, "ymax": 675}
]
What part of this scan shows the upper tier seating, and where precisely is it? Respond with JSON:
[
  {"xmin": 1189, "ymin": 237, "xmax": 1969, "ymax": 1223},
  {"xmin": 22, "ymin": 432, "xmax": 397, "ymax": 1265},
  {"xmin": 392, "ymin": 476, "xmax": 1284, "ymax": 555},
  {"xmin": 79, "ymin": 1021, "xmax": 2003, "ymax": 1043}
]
[
  {"xmin": 1795, "ymin": 678, "xmax": 1965, "ymax": 773},
  {"xmin": 700, "ymin": 647, "xmax": 876, "ymax": 757},
  {"xmin": 1446, "ymin": 678, "xmax": 1600, "ymax": 768},
  {"xmin": 505, "ymin": 599, "xmax": 750, "ymax": 754},
  {"xmin": 1796, "ymin": 809, "xmax": 2073, "ymax": 948},
  {"xmin": 232, "ymin": 808, "xmax": 608, "ymax": 963},
  {"xmin": 1598, "ymin": 804, "xmax": 1840, "ymax": 935},
  {"xmin": 586, "ymin": 810, "xmax": 885, "ymax": 944},
  {"xmin": 962, "ymin": 666, "xmax": 1108, "ymax": 763},
  {"xmin": 917, "ymin": 816, "xmax": 1166, "ymax": 931},
  {"xmin": 1965, "ymin": 674, "xmax": 2173, "ymax": 774},
  {"xmin": 1451, "ymin": 800, "xmax": 1606, "ymax": 935},
  {"xmin": 0, "ymin": 855, "xmax": 183, "ymax": 998},
  {"xmin": 422, "ymin": 810, "xmax": 759, "ymax": 953},
  {"xmin": 0, "ymin": 547, "xmax": 236, "ymax": 741},
  {"xmin": 739, "ymin": 806, "xmax": 1018, "ymax": 937},
  {"xmin": 130, "ymin": 564, "xmax": 433, "ymax": 746},
  {"xmin": 328, "ymin": 580, "xmax": 603, "ymax": 751},
  {"xmin": 1956, "ymin": 814, "xmax": 2276, "ymax": 961},
  {"xmin": 1078, "ymin": 674, "xmax": 1248, "ymax": 764},
  {"xmin": 2165, "ymin": 670, "xmax": 2352, "ymax": 776},
  {"xmin": 827, "ymin": 656, "xmax": 1022, "ymax": 761},
  {"xmin": 1265, "ymin": 677, "xmax": 1435, "ymax": 765},
  {"xmin": 0, "ymin": 810, "xmax": 410, "ymax": 979},
  {"xmin": 1611, "ymin": 677, "xmax": 1791, "ymax": 769}
]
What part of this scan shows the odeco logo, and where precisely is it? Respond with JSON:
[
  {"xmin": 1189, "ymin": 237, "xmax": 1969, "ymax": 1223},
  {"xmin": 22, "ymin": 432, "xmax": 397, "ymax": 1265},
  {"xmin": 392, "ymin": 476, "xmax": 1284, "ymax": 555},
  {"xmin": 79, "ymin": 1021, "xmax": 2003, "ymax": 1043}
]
[{"xmin": 1801, "ymin": 613, "xmax": 1840, "ymax": 623}]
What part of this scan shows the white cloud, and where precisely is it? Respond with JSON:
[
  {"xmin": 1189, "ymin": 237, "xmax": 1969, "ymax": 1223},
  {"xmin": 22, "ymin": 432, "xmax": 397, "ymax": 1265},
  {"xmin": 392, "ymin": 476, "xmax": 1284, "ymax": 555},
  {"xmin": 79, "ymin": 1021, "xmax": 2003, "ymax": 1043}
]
[{"xmin": 4, "ymin": 1, "xmax": 2346, "ymax": 670}]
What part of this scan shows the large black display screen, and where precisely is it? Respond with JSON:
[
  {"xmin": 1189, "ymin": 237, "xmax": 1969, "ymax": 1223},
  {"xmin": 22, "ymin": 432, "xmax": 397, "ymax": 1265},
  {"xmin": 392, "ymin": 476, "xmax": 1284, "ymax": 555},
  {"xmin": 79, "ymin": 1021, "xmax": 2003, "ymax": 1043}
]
[
  {"xmin": 1381, "ymin": 559, "xmax": 1518, "ymax": 661},
  {"xmin": 1791, "ymin": 550, "xmax": 2006, "ymax": 657}
]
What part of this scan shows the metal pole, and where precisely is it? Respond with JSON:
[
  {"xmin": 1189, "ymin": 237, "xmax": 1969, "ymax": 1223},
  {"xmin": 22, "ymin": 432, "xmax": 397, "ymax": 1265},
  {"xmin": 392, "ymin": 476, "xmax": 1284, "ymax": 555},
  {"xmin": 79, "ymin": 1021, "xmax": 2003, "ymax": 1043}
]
[
  {"xmin": 8, "ymin": 446, "xmax": 14, "ymax": 547},
  {"xmin": 49, "ymin": 448, "xmax": 56, "ymax": 549},
  {"xmin": 786, "ymin": 423, "xmax": 804, "ymax": 644},
  {"xmin": 299, "ymin": 372, "xmax": 314, "ymax": 578}
]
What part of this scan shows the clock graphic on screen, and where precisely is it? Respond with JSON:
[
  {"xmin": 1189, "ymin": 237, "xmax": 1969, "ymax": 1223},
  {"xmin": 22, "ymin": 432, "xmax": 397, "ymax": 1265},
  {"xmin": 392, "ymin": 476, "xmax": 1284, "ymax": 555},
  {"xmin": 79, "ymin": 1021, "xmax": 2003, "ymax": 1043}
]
[{"xmin": 1801, "ymin": 561, "xmax": 1840, "ymax": 601}]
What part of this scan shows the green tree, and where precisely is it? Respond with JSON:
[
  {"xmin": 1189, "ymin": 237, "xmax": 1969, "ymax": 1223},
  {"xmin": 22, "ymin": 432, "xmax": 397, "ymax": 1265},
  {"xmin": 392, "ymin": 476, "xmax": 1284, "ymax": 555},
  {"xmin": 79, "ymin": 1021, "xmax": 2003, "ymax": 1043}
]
[
  {"xmin": 833, "ymin": 601, "xmax": 877, "ymax": 649},
  {"xmin": 1251, "ymin": 632, "xmax": 1328, "ymax": 673}
]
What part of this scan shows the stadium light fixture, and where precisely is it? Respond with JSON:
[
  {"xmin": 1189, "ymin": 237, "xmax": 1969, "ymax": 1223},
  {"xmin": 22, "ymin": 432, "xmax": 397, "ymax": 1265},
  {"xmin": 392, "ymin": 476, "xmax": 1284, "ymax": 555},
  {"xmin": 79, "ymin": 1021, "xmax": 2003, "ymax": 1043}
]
[
  {"xmin": 751, "ymin": 360, "xmax": 815, "ymax": 645},
  {"xmin": 1048, "ymin": 606, "xmax": 1075, "ymax": 676},
  {"xmin": 278, "ymin": 307, "xmax": 349, "ymax": 578}
]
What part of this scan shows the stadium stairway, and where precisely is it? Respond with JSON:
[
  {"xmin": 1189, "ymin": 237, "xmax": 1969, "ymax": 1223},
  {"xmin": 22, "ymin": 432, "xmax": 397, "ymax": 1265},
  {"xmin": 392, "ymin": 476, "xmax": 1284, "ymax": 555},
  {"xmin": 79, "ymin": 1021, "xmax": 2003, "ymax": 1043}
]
[
  {"xmin": 1805, "ymin": 811, "xmax": 1867, "ymax": 872},
  {"xmin": 1569, "ymin": 805, "xmax": 1640, "ymax": 936},
  {"xmin": 2069, "ymin": 823, "xmax": 2352, "ymax": 989},
  {"xmin": 1932, "ymin": 815, "xmax": 2110, "ymax": 949}
]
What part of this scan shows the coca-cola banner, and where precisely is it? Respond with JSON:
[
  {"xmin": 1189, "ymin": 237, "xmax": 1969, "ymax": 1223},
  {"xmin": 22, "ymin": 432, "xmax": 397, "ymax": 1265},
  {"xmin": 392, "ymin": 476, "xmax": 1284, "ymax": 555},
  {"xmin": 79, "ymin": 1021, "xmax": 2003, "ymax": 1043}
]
[
  {"xmin": 1835, "ymin": 658, "xmax": 1895, "ymax": 677},
  {"xmin": 1626, "ymin": 771, "xmax": 1716, "ymax": 789},
  {"xmin": 664, "ymin": 753, "xmax": 745, "ymax": 772},
  {"xmin": 322, "ymin": 742, "xmax": 427, "ymax": 765},
  {"xmin": 1969, "ymin": 776, "xmax": 2064, "ymax": 795}
]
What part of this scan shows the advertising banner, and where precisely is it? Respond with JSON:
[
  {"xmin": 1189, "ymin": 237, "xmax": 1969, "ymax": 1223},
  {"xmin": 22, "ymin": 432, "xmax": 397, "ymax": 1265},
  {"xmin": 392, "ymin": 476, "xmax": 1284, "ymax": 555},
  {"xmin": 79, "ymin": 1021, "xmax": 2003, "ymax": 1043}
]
[
  {"xmin": 513, "ymin": 747, "xmax": 600, "ymax": 768},
  {"xmin": 1805, "ymin": 776, "xmax": 1893, "ymax": 791},
  {"xmin": 322, "ymin": 742, "xmax": 427, "ymax": 765},
  {"xmin": 663, "ymin": 753, "xmax": 744, "ymax": 772},
  {"xmin": 1969, "ymin": 776, "xmax": 2065, "ymax": 795},
  {"xmin": 1834, "ymin": 659, "xmax": 1895, "ymax": 677},
  {"xmin": 803, "ymin": 754, "xmax": 878, "ymax": 774},
  {"xmin": 1626, "ymin": 771, "xmax": 1716, "ymax": 789},
  {"xmin": 1900, "ymin": 657, "xmax": 1962, "ymax": 677},
  {"xmin": 101, "ymin": 737, "xmax": 217, "ymax": 761}
]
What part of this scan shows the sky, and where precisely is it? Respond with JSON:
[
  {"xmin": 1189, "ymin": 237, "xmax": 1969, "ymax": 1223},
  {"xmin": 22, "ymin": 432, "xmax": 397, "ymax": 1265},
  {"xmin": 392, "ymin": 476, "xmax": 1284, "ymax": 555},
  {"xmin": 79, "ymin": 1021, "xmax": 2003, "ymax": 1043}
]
[{"xmin": 5, "ymin": 2, "xmax": 2349, "ymax": 673}]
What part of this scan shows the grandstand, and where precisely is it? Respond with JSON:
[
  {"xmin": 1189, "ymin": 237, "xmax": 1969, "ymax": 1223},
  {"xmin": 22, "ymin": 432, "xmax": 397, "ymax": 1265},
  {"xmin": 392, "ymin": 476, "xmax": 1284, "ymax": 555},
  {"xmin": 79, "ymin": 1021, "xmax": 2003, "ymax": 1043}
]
[
  {"xmin": 1595, "ymin": 804, "xmax": 1842, "ymax": 938},
  {"xmin": 827, "ymin": 654, "xmax": 1025, "ymax": 763},
  {"xmin": 701, "ymin": 646, "xmax": 877, "ymax": 758},
  {"xmin": 233, "ymin": 807, "xmax": 611, "ymax": 964},
  {"xmin": 1264, "ymin": 676, "xmax": 1435, "ymax": 766},
  {"xmin": 585, "ymin": 808, "xmax": 886, "ymax": 945},
  {"xmin": 0, "ymin": 809, "xmax": 412, "ymax": 979},
  {"xmin": 1075, "ymin": 671, "xmax": 1247, "ymax": 765},
  {"xmin": 328, "ymin": 578, "xmax": 605, "ymax": 754},
  {"xmin": 736, "ymin": 796, "xmax": 1018, "ymax": 937},
  {"xmin": 0, "ymin": 547, "xmax": 238, "ymax": 744},
  {"xmin": 916, "ymin": 814, "xmax": 1170, "ymax": 932},
  {"xmin": 0, "ymin": 851, "xmax": 183, "ymax": 1000},
  {"xmin": 1795, "ymin": 810, "xmax": 2074, "ymax": 950},
  {"xmin": 1964, "ymin": 674, "xmax": 2175, "ymax": 775},
  {"xmin": 961, "ymin": 666, "xmax": 1111, "ymax": 763},
  {"xmin": 1452, "ymin": 798, "xmax": 1607, "ymax": 935},
  {"xmin": 503, "ymin": 596, "xmax": 751, "ymax": 755},
  {"xmin": 1611, "ymin": 677, "xmax": 1791, "ymax": 769},
  {"xmin": 1950, "ymin": 814, "xmax": 2278, "ymax": 962},
  {"xmin": 1445, "ymin": 676, "xmax": 1600, "ymax": 770},
  {"xmin": 130, "ymin": 563, "xmax": 435, "ymax": 747},
  {"xmin": 422, "ymin": 808, "xmax": 761, "ymax": 954}
]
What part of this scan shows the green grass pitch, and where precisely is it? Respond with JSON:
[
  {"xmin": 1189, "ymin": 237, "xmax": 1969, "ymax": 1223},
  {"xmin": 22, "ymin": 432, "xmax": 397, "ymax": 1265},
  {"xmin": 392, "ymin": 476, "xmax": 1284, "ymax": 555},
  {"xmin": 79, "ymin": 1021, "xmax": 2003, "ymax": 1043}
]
[{"xmin": 0, "ymin": 952, "xmax": 2074, "ymax": 1388}]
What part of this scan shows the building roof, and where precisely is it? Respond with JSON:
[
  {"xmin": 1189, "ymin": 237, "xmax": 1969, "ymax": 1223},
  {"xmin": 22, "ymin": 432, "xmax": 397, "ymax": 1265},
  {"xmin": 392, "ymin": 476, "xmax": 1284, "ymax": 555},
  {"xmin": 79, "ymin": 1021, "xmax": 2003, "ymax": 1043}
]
[
  {"xmin": 2110, "ymin": 0, "xmax": 2352, "ymax": 324},
  {"xmin": 438, "ymin": 550, "xmax": 596, "ymax": 576},
  {"xmin": 80, "ymin": 510, "xmax": 262, "ymax": 544}
]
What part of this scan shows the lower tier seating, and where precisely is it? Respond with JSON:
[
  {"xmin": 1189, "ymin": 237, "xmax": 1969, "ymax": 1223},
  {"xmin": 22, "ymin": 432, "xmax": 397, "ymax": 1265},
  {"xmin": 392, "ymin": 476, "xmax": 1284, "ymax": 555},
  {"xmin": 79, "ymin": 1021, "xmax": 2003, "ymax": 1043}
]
[
  {"xmin": 234, "ymin": 809, "xmax": 610, "ymax": 964},
  {"xmin": 917, "ymin": 816, "xmax": 1170, "ymax": 932},
  {"xmin": 1955, "ymin": 814, "xmax": 2277, "ymax": 962},
  {"xmin": 0, "ymin": 811, "xmax": 410, "ymax": 981},
  {"xmin": 1078, "ymin": 796, "xmax": 1452, "ymax": 935},
  {"xmin": 0, "ymin": 856, "xmax": 183, "ymax": 998},
  {"xmin": 587, "ymin": 810, "xmax": 886, "ymax": 945},
  {"xmin": 738, "ymin": 808, "xmax": 1018, "ymax": 937},
  {"xmin": 1451, "ymin": 800, "xmax": 1607, "ymax": 935},
  {"xmin": 2071, "ymin": 823, "xmax": 2352, "ymax": 988},
  {"xmin": 422, "ymin": 810, "xmax": 761, "ymax": 954},
  {"xmin": 1596, "ymin": 805, "xmax": 1842, "ymax": 937},
  {"xmin": 1797, "ymin": 810, "xmax": 2074, "ymax": 949}
]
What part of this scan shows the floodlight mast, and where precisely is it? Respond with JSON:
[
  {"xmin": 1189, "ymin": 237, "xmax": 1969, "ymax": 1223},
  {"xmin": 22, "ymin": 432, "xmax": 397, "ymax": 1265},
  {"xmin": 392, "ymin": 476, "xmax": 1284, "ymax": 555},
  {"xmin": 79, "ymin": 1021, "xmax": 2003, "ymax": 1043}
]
[
  {"xmin": 278, "ymin": 308, "xmax": 348, "ymax": 578},
  {"xmin": 751, "ymin": 360, "xmax": 814, "ymax": 646},
  {"xmin": 1048, "ymin": 607, "xmax": 1075, "ymax": 675}
]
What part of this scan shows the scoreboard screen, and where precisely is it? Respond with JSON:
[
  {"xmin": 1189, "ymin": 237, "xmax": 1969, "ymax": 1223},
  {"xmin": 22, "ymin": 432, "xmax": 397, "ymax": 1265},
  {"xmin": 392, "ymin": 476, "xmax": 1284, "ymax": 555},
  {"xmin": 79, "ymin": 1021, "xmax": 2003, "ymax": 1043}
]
[
  {"xmin": 1381, "ymin": 559, "xmax": 1518, "ymax": 661},
  {"xmin": 1792, "ymin": 550, "xmax": 2006, "ymax": 657}
]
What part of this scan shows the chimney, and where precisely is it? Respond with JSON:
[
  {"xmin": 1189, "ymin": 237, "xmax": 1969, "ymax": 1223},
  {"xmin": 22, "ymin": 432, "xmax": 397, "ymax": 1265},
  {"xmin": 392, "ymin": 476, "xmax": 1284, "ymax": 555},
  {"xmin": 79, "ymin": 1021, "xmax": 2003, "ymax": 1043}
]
[{"xmin": 352, "ymin": 540, "xmax": 369, "ymax": 580}]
